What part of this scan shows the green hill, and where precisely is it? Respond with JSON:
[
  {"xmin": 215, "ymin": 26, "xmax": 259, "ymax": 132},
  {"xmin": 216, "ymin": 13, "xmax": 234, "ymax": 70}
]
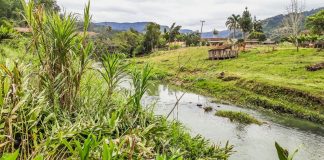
[{"xmin": 262, "ymin": 7, "xmax": 324, "ymax": 38}]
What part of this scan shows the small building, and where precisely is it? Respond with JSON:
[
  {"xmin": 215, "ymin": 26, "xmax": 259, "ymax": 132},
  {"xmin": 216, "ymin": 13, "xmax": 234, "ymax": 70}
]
[
  {"xmin": 263, "ymin": 39, "xmax": 276, "ymax": 45},
  {"xmin": 202, "ymin": 38, "xmax": 227, "ymax": 46},
  {"xmin": 245, "ymin": 39, "xmax": 260, "ymax": 45},
  {"xmin": 208, "ymin": 45, "xmax": 239, "ymax": 60}
]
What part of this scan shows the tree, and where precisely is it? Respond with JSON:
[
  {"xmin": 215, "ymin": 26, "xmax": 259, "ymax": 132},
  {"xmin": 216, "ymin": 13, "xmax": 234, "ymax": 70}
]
[
  {"xmin": 112, "ymin": 30, "xmax": 142, "ymax": 57},
  {"xmin": 252, "ymin": 16, "xmax": 263, "ymax": 32},
  {"xmin": 184, "ymin": 32, "xmax": 200, "ymax": 47},
  {"xmin": 239, "ymin": 7, "xmax": 253, "ymax": 40},
  {"xmin": 34, "ymin": 0, "xmax": 60, "ymax": 12},
  {"xmin": 0, "ymin": 0, "xmax": 23, "ymax": 23},
  {"xmin": 306, "ymin": 10, "xmax": 324, "ymax": 35},
  {"xmin": 164, "ymin": 22, "xmax": 182, "ymax": 50},
  {"xmin": 164, "ymin": 22, "xmax": 182, "ymax": 43},
  {"xmin": 249, "ymin": 16, "xmax": 266, "ymax": 41},
  {"xmin": 141, "ymin": 22, "xmax": 161, "ymax": 54},
  {"xmin": 283, "ymin": 0, "xmax": 304, "ymax": 52},
  {"xmin": 225, "ymin": 14, "xmax": 240, "ymax": 38}
]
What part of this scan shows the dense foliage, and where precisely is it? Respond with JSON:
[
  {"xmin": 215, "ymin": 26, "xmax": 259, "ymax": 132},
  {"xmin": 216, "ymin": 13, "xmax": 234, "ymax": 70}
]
[
  {"xmin": 141, "ymin": 22, "xmax": 162, "ymax": 54},
  {"xmin": 0, "ymin": 0, "xmax": 22, "ymax": 23},
  {"xmin": 248, "ymin": 17, "xmax": 266, "ymax": 41},
  {"xmin": 184, "ymin": 32, "xmax": 201, "ymax": 47},
  {"xmin": 306, "ymin": 10, "xmax": 324, "ymax": 35}
]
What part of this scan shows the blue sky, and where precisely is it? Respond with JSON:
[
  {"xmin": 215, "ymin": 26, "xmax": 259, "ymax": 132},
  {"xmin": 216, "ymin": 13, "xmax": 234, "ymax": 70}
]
[{"xmin": 57, "ymin": 0, "xmax": 324, "ymax": 31}]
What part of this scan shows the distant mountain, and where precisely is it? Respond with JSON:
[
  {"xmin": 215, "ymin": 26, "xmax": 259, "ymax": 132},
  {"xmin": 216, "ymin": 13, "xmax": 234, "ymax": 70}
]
[
  {"xmin": 262, "ymin": 7, "xmax": 324, "ymax": 37},
  {"xmin": 95, "ymin": 22, "xmax": 193, "ymax": 33}
]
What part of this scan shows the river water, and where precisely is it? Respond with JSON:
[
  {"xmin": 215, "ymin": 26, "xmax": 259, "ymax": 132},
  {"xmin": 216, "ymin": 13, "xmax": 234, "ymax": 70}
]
[{"xmin": 122, "ymin": 81, "xmax": 324, "ymax": 160}]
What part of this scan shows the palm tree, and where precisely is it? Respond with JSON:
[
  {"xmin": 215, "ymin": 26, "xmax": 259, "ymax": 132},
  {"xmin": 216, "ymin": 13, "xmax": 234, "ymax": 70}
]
[
  {"xmin": 165, "ymin": 22, "xmax": 182, "ymax": 50},
  {"xmin": 225, "ymin": 14, "xmax": 240, "ymax": 38}
]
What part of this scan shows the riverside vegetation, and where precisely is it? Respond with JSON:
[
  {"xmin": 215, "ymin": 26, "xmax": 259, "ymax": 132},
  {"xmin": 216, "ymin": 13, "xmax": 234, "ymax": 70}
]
[
  {"xmin": 0, "ymin": 1, "xmax": 233, "ymax": 159},
  {"xmin": 134, "ymin": 46, "xmax": 324, "ymax": 124},
  {"xmin": 215, "ymin": 111, "xmax": 263, "ymax": 125}
]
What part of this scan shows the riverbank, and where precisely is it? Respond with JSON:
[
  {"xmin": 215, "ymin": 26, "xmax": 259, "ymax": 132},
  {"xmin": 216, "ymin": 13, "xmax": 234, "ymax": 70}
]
[{"xmin": 134, "ymin": 46, "xmax": 324, "ymax": 124}]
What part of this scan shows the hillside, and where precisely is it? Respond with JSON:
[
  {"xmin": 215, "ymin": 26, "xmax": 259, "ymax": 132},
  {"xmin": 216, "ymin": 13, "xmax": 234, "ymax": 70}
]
[{"xmin": 262, "ymin": 7, "xmax": 324, "ymax": 37}]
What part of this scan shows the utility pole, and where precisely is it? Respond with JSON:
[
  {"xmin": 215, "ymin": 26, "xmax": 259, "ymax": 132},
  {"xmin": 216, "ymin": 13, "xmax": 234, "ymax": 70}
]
[
  {"xmin": 200, "ymin": 20, "xmax": 205, "ymax": 37},
  {"xmin": 200, "ymin": 20, "xmax": 205, "ymax": 46}
]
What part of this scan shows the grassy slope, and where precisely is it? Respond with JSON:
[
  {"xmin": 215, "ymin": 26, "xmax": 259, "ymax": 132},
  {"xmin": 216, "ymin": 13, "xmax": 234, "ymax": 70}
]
[{"xmin": 135, "ymin": 46, "xmax": 324, "ymax": 124}]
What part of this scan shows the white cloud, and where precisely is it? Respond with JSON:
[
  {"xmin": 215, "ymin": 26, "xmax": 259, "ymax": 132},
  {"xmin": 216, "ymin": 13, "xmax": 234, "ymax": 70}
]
[{"xmin": 57, "ymin": 0, "xmax": 324, "ymax": 31}]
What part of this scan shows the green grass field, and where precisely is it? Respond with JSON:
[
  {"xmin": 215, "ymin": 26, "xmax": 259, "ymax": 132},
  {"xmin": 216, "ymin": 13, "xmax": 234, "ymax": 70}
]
[{"xmin": 135, "ymin": 45, "xmax": 324, "ymax": 124}]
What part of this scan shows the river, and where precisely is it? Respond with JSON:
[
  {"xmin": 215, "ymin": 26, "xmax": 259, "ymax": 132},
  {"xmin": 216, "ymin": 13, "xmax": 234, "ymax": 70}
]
[{"xmin": 121, "ymin": 80, "xmax": 324, "ymax": 160}]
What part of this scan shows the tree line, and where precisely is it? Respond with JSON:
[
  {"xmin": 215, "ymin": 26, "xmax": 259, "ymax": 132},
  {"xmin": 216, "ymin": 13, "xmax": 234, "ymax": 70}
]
[{"xmin": 92, "ymin": 22, "xmax": 205, "ymax": 57}]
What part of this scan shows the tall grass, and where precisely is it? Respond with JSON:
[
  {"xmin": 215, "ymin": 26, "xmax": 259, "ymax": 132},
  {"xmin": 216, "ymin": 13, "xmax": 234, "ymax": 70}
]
[
  {"xmin": 21, "ymin": 0, "xmax": 93, "ymax": 110},
  {"xmin": 0, "ymin": 1, "xmax": 232, "ymax": 159}
]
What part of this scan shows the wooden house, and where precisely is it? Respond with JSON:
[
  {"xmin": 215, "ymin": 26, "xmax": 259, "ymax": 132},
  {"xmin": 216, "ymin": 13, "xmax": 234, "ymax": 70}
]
[{"xmin": 208, "ymin": 45, "xmax": 239, "ymax": 60}]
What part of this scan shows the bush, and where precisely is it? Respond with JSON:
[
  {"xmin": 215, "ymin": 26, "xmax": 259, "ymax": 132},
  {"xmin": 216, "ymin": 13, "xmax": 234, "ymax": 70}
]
[{"xmin": 0, "ymin": 25, "xmax": 15, "ymax": 41}]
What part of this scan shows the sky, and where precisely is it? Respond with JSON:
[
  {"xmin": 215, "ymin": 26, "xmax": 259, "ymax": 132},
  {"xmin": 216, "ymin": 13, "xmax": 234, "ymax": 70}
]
[{"xmin": 56, "ymin": 0, "xmax": 324, "ymax": 31}]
